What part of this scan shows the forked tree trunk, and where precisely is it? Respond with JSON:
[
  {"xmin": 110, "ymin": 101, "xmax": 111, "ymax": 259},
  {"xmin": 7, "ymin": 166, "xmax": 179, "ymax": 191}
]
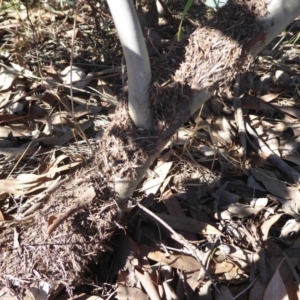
[{"xmin": 107, "ymin": 0, "xmax": 300, "ymax": 200}]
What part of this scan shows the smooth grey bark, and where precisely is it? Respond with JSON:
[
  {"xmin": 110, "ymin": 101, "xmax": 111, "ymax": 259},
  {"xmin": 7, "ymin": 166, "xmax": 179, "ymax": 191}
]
[
  {"xmin": 191, "ymin": 0, "xmax": 300, "ymax": 116},
  {"xmin": 108, "ymin": 0, "xmax": 300, "ymax": 199},
  {"xmin": 253, "ymin": 0, "xmax": 300, "ymax": 56},
  {"xmin": 106, "ymin": 0, "xmax": 152, "ymax": 130}
]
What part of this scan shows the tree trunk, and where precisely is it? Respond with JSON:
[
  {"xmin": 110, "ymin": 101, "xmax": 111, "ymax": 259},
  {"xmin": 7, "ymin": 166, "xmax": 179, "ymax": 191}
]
[
  {"xmin": 108, "ymin": 0, "xmax": 300, "ymax": 200},
  {"xmin": 106, "ymin": 0, "xmax": 153, "ymax": 130}
]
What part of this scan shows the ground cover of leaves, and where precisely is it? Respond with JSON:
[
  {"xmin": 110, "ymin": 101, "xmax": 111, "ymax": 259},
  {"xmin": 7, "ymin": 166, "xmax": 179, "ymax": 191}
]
[{"xmin": 0, "ymin": 0, "xmax": 300, "ymax": 299}]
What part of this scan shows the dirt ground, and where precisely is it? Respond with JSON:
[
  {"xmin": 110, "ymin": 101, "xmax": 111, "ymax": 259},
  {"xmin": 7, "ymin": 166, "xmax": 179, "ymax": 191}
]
[{"xmin": 0, "ymin": 0, "xmax": 300, "ymax": 299}]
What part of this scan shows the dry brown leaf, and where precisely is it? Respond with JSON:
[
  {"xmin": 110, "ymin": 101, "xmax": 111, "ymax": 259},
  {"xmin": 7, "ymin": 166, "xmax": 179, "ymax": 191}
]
[
  {"xmin": 213, "ymin": 181, "xmax": 241, "ymax": 207},
  {"xmin": 141, "ymin": 161, "xmax": 173, "ymax": 195},
  {"xmin": 145, "ymin": 249, "xmax": 200, "ymax": 272},
  {"xmin": 218, "ymin": 116, "xmax": 234, "ymax": 143},
  {"xmin": 250, "ymin": 197, "xmax": 268, "ymax": 208},
  {"xmin": 0, "ymin": 68, "xmax": 18, "ymax": 91},
  {"xmin": 280, "ymin": 219, "xmax": 300, "ymax": 240},
  {"xmin": 198, "ymin": 145, "xmax": 217, "ymax": 156},
  {"xmin": 0, "ymin": 210, "xmax": 4, "ymax": 221},
  {"xmin": 258, "ymin": 93, "xmax": 279, "ymax": 102},
  {"xmin": 0, "ymin": 155, "xmax": 81, "ymax": 196},
  {"xmin": 228, "ymin": 247, "xmax": 254, "ymax": 271},
  {"xmin": 283, "ymin": 155, "xmax": 300, "ymax": 166},
  {"xmin": 251, "ymin": 236, "xmax": 300, "ymax": 299},
  {"xmin": 215, "ymin": 285, "xmax": 233, "ymax": 300},
  {"xmin": 247, "ymin": 175, "xmax": 267, "ymax": 191},
  {"xmin": 249, "ymin": 168, "xmax": 289, "ymax": 199},
  {"xmin": 220, "ymin": 203, "xmax": 259, "ymax": 219},
  {"xmin": 155, "ymin": 213, "xmax": 222, "ymax": 235},
  {"xmin": 213, "ymin": 182, "xmax": 229, "ymax": 202},
  {"xmin": 135, "ymin": 269, "xmax": 160, "ymax": 300},
  {"xmin": 163, "ymin": 190, "xmax": 197, "ymax": 240},
  {"xmin": 273, "ymin": 104, "xmax": 300, "ymax": 119},
  {"xmin": 59, "ymin": 66, "xmax": 86, "ymax": 84},
  {"xmin": 198, "ymin": 281, "xmax": 212, "ymax": 299},
  {"xmin": 116, "ymin": 286, "xmax": 149, "ymax": 300},
  {"xmin": 249, "ymin": 278, "xmax": 268, "ymax": 300},
  {"xmin": 212, "ymin": 260, "xmax": 237, "ymax": 275},
  {"xmin": 10, "ymin": 62, "xmax": 36, "ymax": 79},
  {"xmin": 265, "ymin": 132, "xmax": 280, "ymax": 156},
  {"xmin": 35, "ymin": 119, "xmax": 93, "ymax": 146},
  {"xmin": 263, "ymin": 258, "xmax": 288, "ymax": 300},
  {"xmin": 176, "ymin": 269, "xmax": 196, "ymax": 299},
  {"xmin": 159, "ymin": 175, "xmax": 173, "ymax": 194},
  {"xmin": 97, "ymin": 79, "xmax": 118, "ymax": 104},
  {"xmin": 261, "ymin": 213, "xmax": 286, "ymax": 242},
  {"xmin": 0, "ymin": 125, "xmax": 28, "ymax": 138}
]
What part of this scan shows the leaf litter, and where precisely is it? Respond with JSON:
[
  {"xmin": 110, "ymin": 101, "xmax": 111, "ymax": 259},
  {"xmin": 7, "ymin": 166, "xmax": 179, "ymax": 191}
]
[{"xmin": 0, "ymin": 0, "xmax": 300, "ymax": 299}]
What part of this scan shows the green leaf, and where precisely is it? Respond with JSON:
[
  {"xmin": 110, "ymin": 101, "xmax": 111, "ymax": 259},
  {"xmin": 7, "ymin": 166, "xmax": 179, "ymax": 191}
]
[{"xmin": 177, "ymin": 0, "xmax": 194, "ymax": 41}]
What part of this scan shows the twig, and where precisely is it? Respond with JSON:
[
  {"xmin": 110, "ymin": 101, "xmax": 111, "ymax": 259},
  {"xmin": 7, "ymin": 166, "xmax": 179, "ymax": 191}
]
[
  {"xmin": 135, "ymin": 201, "xmax": 224, "ymax": 300},
  {"xmin": 234, "ymin": 99, "xmax": 247, "ymax": 157},
  {"xmin": 233, "ymin": 75, "xmax": 247, "ymax": 158},
  {"xmin": 69, "ymin": 1, "xmax": 81, "ymax": 117}
]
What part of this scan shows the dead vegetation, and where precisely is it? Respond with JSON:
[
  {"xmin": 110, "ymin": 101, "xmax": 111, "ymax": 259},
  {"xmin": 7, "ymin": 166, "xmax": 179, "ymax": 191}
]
[{"xmin": 0, "ymin": 0, "xmax": 300, "ymax": 299}]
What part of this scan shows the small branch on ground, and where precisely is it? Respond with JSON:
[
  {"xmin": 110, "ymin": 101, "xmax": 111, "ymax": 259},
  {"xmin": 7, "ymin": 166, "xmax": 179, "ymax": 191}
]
[
  {"xmin": 245, "ymin": 121, "xmax": 300, "ymax": 185},
  {"xmin": 135, "ymin": 200, "xmax": 224, "ymax": 300},
  {"xmin": 234, "ymin": 98, "xmax": 247, "ymax": 158}
]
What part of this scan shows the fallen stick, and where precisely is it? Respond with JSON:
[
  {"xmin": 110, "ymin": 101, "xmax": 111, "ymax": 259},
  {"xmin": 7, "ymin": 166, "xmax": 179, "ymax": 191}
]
[
  {"xmin": 135, "ymin": 200, "xmax": 224, "ymax": 300},
  {"xmin": 245, "ymin": 121, "xmax": 300, "ymax": 185}
]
